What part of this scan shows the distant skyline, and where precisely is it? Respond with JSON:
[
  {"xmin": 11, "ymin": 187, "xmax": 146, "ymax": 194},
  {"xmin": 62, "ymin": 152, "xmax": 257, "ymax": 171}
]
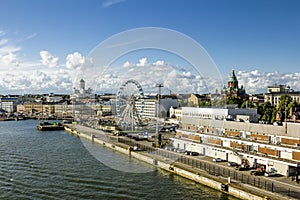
[{"xmin": 0, "ymin": 0, "xmax": 299, "ymax": 94}]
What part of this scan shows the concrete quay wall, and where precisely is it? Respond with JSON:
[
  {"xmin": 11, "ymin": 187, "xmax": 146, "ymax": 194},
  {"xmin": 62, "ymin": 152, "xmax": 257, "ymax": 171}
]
[{"xmin": 64, "ymin": 126, "xmax": 267, "ymax": 200}]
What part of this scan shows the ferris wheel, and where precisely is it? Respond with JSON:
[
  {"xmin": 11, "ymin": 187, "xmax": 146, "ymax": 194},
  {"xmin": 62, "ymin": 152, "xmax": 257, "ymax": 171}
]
[{"xmin": 116, "ymin": 80, "xmax": 145, "ymax": 131}]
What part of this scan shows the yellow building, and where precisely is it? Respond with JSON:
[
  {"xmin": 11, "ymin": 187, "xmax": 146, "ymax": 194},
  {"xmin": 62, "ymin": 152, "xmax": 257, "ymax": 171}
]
[{"xmin": 24, "ymin": 102, "xmax": 43, "ymax": 114}]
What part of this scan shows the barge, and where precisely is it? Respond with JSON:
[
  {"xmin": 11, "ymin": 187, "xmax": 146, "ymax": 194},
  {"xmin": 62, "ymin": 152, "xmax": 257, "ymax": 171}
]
[{"xmin": 37, "ymin": 121, "xmax": 65, "ymax": 131}]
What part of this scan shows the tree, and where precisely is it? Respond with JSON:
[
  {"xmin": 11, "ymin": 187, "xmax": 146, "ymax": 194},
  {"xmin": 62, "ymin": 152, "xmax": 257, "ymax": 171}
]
[
  {"xmin": 215, "ymin": 97, "xmax": 226, "ymax": 107},
  {"xmin": 198, "ymin": 101, "xmax": 212, "ymax": 107},
  {"xmin": 277, "ymin": 95, "xmax": 292, "ymax": 121},
  {"xmin": 241, "ymin": 100, "xmax": 254, "ymax": 108},
  {"xmin": 257, "ymin": 102, "xmax": 276, "ymax": 124},
  {"xmin": 225, "ymin": 96, "xmax": 246, "ymax": 108},
  {"xmin": 226, "ymin": 96, "xmax": 239, "ymax": 105}
]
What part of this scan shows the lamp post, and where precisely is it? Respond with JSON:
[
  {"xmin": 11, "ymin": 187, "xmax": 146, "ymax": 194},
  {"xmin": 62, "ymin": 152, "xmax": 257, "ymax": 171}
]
[
  {"xmin": 285, "ymin": 101, "xmax": 287, "ymax": 134},
  {"xmin": 155, "ymin": 83, "xmax": 163, "ymax": 147}
]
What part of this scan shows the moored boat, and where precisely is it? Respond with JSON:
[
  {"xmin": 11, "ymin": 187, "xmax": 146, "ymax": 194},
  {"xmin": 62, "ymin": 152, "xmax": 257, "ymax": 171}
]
[{"xmin": 37, "ymin": 121, "xmax": 65, "ymax": 131}]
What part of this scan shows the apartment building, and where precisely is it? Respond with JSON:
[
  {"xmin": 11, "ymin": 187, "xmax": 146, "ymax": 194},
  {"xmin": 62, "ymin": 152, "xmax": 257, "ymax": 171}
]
[{"xmin": 264, "ymin": 84, "xmax": 300, "ymax": 106}]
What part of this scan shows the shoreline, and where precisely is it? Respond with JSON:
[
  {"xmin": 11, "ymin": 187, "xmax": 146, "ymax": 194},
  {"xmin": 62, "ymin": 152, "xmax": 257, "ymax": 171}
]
[{"xmin": 64, "ymin": 124, "xmax": 298, "ymax": 200}]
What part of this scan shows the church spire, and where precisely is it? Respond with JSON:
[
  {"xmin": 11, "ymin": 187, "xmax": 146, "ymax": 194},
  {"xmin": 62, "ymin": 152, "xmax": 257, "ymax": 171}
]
[{"xmin": 231, "ymin": 69, "xmax": 238, "ymax": 83}]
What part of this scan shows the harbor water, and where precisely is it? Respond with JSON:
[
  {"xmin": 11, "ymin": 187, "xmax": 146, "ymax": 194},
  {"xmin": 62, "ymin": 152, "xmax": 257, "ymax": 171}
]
[{"xmin": 0, "ymin": 120, "xmax": 238, "ymax": 200}]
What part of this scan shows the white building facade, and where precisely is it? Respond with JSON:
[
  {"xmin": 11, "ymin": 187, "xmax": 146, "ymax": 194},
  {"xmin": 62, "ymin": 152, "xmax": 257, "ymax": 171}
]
[
  {"xmin": 182, "ymin": 107, "xmax": 258, "ymax": 122},
  {"xmin": 135, "ymin": 96, "xmax": 179, "ymax": 119},
  {"xmin": 72, "ymin": 79, "xmax": 94, "ymax": 100}
]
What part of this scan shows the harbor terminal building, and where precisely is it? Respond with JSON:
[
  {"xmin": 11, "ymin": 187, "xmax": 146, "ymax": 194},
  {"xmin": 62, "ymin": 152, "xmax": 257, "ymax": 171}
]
[{"xmin": 169, "ymin": 106, "xmax": 300, "ymax": 176}]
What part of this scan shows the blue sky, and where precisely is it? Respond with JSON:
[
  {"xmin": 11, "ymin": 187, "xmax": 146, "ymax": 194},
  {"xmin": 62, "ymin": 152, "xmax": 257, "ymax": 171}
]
[{"xmin": 0, "ymin": 0, "xmax": 299, "ymax": 94}]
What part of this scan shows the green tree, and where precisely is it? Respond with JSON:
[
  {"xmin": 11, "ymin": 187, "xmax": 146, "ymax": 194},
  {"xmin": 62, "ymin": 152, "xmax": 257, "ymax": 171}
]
[
  {"xmin": 257, "ymin": 102, "xmax": 276, "ymax": 124},
  {"xmin": 226, "ymin": 96, "xmax": 245, "ymax": 107},
  {"xmin": 277, "ymin": 95, "xmax": 292, "ymax": 121},
  {"xmin": 205, "ymin": 101, "xmax": 212, "ymax": 107},
  {"xmin": 240, "ymin": 100, "xmax": 254, "ymax": 108},
  {"xmin": 215, "ymin": 97, "xmax": 226, "ymax": 107},
  {"xmin": 198, "ymin": 100, "xmax": 212, "ymax": 107},
  {"xmin": 226, "ymin": 96, "xmax": 239, "ymax": 105}
]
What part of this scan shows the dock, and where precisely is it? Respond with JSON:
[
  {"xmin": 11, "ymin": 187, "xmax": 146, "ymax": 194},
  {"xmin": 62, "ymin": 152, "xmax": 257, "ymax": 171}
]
[{"xmin": 64, "ymin": 124, "xmax": 300, "ymax": 200}]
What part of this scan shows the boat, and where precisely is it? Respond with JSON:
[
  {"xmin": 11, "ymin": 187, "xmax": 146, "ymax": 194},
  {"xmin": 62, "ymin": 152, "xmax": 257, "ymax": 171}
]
[{"xmin": 37, "ymin": 121, "xmax": 65, "ymax": 131}]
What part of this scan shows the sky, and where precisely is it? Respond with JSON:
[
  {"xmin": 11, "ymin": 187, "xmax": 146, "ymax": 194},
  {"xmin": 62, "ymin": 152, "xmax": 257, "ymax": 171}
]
[{"xmin": 0, "ymin": 0, "xmax": 299, "ymax": 95}]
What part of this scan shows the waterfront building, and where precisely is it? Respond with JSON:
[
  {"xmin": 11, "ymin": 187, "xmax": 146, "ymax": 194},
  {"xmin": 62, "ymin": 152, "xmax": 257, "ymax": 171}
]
[
  {"xmin": 0, "ymin": 102, "xmax": 17, "ymax": 113},
  {"xmin": 83, "ymin": 102, "xmax": 110, "ymax": 116},
  {"xmin": 171, "ymin": 105, "xmax": 300, "ymax": 176},
  {"xmin": 91, "ymin": 97, "xmax": 116, "ymax": 116},
  {"xmin": 96, "ymin": 104, "xmax": 113, "ymax": 116},
  {"xmin": 92, "ymin": 93, "xmax": 179, "ymax": 119},
  {"xmin": 17, "ymin": 104, "xmax": 25, "ymax": 113},
  {"xmin": 171, "ymin": 130, "xmax": 300, "ymax": 176},
  {"xmin": 181, "ymin": 106, "xmax": 258, "ymax": 123},
  {"xmin": 24, "ymin": 102, "xmax": 43, "ymax": 114},
  {"xmin": 0, "ymin": 96, "xmax": 19, "ymax": 102},
  {"xmin": 43, "ymin": 104, "xmax": 55, "ymax": 115},
  {"xmin": 0, "ymin": 96, "xmax": 19, "ymax": 113},
  {"xmin": 135, "ymin": 95, "xmax": 179, "ymax": 119},
  {"xmin": 97, "ymin": 94, "xmax": 116, "ymax": 113},
  {"xmin": 54, "ymin": 104, "xmax": 74, "ymax": 118}
]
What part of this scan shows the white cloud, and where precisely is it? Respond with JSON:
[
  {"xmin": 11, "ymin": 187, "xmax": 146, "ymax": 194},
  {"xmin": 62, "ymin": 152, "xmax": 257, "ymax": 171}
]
[
  {"xmin": 236, "ymin": 70, "xmax": 300, "ymax": 94},
  {"xmin": 92, "ymin": 57, "xmax": 211, "ymax": 94},
  {"xmin": 0, "ymin": 30, "xmax": 6, "ymax": 37},
  {"xmin": 40, "ymin": 50, "xmax": 59, "ymax": 67},
  {"xmin": 66, "ymin": 52, "xmax": 85, "ymax": 69},
  {"xmin": 0, "ymin": 38, "xmax": 8, "ymax": 46},
  {"xmin": 0, "ymin": 31, "xmax": 75, "ymax": 94},
  {"xmin": 182, "ymin": 71, "xmax": 192, "ymax": 77},
  {"xmin": 0, "ymin": 32, "xmax": 21, "ymax": 67},
  {"xmin": 1, "ymin": 52, "xmax": 19, "ymax": 66},
  {"xmin": 123, "ymin": 58, "xmax": 164, "ymax": 69},
  {"xmin": 0, "ymin": 69, "xmax": 73, "ymax": 94},
  {"xmin": 0, "ymin": 45, "xmax": 21, "ymax": 55},
  {"xmin": 25, "ymin": 33, "xmax": 37, "ymax": 40},
  {"xmin": 97, "ymin": 58, "xmax": 300, "ymax": 95},
  {"xmin": 123, "ymin": 61, "xmax": 132, "ymax": 68},
  {"xmin": 102, "ymin": 0, "xmax": 125, "ymax": 8},
  {"xmin": 137, "ymin": 57, "xmax": 147, "ymax": 67},
  {"xmin": 153, "ymin": 60, "xmax": 164, "ymax": 66}
]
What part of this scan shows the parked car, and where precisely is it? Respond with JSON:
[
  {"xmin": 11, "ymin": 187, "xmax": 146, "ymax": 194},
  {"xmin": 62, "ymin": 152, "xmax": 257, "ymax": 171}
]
[
  {"xmin": 264, "ymin": 172, "xmax": 277, "ymax": 177},
  {"xmin": 250, "ymin": 170, "xmax": 264, "ymax": 176},
  {"xmin": 186, "ymin": 151, "xmax": 199, "ymax": 156},
  {"xmin": 213, "ymin": 158, "xmax": 223, "ymax": 162},
  {"xmin": 164, "ymin": 146, "xmax": 174, "ymax": 151},
  {"xmin": 236, "ymin": 166, "xmax": 250, "ymax": 171},
  {"xmin": 228, "ymin": 162, "xmax": 238, "ymax": 167},
  {"xmin": 176, "ymin": 148, "xmax": 186, "ymax": 153}
]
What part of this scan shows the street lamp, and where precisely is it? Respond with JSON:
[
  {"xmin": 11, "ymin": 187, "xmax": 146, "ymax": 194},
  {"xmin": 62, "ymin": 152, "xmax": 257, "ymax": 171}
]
[
  {"xmin": 285, "ymin": 101, "xmax": 287, "ymax": 134},
  {"xmin": 155, "ymin": 83, "xmax": 163, "ymax": 147}
]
